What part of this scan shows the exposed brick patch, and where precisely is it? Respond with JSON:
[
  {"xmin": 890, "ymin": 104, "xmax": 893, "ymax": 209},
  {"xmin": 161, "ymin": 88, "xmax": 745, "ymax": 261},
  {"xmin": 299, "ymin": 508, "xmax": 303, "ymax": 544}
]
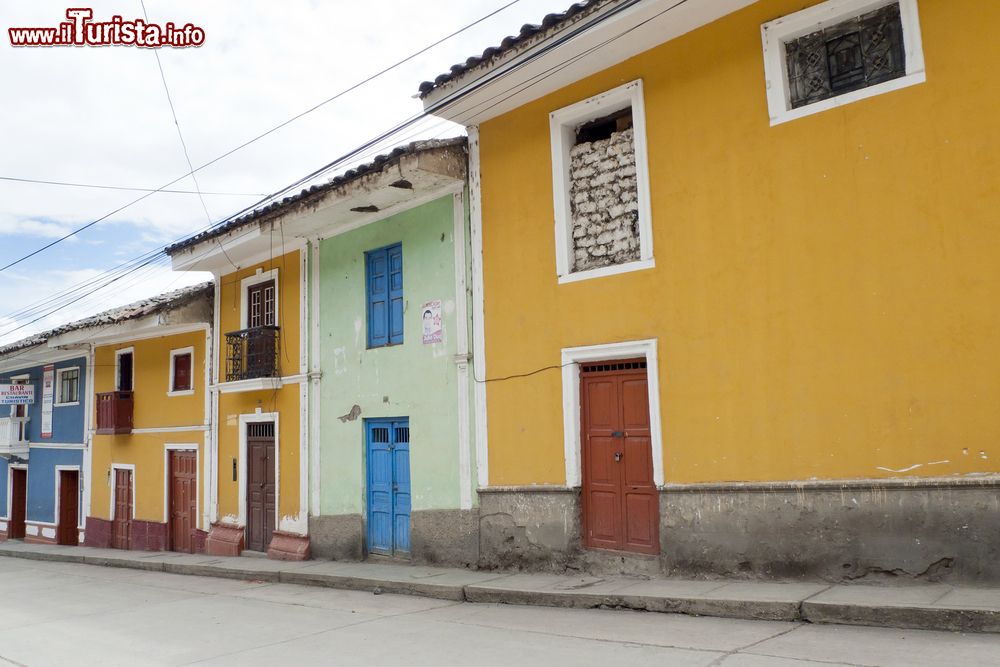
[{"xmin": 569, "ymin": 127, "xmax": 640, "ymax": 272}]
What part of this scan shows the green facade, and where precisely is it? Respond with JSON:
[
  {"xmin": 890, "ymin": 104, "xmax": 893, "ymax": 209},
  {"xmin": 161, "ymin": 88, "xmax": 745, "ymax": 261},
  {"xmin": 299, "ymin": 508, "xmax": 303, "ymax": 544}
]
[{"xmin": 317, "ymin": 193, "xmax": 476, "ymax": 517}]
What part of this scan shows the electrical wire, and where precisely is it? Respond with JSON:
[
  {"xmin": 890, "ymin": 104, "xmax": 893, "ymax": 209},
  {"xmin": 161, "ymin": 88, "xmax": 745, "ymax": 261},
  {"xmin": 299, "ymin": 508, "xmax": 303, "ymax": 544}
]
[{"xmin": 0, "ymin": 176, "xmax": 265, "ymax": 196}]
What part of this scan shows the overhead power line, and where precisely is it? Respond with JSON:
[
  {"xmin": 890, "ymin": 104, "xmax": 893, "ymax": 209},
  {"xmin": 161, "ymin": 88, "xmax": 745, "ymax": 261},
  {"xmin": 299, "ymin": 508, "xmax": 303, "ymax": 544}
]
[
  {"xmin": 0, "ymin": 175, "xmax": 265, "ymax": 196},
  {"xmin": 0, "ymin": 0, "xmax": 524, "ymax": 273}
]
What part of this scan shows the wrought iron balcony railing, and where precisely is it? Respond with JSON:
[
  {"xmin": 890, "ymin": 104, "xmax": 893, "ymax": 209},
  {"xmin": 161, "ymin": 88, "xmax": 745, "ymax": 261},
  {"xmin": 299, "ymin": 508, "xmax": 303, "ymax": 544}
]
[
  {"xmin": 225, "ymin": 326, "xmax": 280, "ymax": 382},
  {"xmin": 95, "ymin": 391, "xmax": 133, "ymax": 435}
]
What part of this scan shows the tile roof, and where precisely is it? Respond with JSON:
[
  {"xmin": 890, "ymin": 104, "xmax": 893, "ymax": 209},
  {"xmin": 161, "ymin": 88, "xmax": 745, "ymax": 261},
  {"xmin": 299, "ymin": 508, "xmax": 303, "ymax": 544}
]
[
  {"xmin": 0, "ymin": 282, "xmax": 213, "ymax": 357},
  {"xmin": 417, "ymin": 0, "xmax": 607, "ymax": 98},
  {"xmin": 165, "ymin": 137, "xmax": 467, "ymax": 255}
]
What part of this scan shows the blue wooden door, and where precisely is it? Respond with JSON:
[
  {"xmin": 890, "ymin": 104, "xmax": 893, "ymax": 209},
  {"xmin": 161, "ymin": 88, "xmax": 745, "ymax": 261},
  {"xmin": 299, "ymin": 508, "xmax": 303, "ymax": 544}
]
[{"xmin": 366, "ymin": 419, "xmax": 410, "ymax": 556}]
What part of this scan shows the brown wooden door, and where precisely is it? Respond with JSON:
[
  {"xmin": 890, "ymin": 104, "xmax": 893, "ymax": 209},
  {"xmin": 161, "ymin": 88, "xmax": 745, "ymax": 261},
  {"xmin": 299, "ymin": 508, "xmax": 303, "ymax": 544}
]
[
  {"xmin": 57, "ymin": 470, "xmax": 79, "ymax": 546},
  {"xmin": 245, "ymin": 423, "xmax": 276, "ymax": 552},
  {"xmin": 9, "ymin": 468, "xmax": 26, "ymax": 539},
  {"xmin": 169, "ymin": 451, "xmax": 198, "ymax": 553},
  {"xmin": 112, "ymin": 469, "xmax": 133, "ymax": 550},
  {"xmin": 581, "ymin": 361, "xmax": 659, "ymax": 555}
]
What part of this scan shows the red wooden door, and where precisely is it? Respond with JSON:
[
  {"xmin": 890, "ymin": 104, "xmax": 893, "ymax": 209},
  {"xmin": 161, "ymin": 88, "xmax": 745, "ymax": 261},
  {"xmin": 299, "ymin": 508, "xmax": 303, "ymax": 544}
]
[
  {"xmin": 9, "ymin": 468, "xmax": 26, "ymax": 539},
  {"xmin": 169, "ymin": 451, "xmax": 198, "ymax": 552},
  {"xmin": 245, "ymin": 423, "xmax": 276, "ymax": 552},
  {"xmin": 57, "ymin": 470, "xmax": 79, "ymax": 546},
  {"xmin": 581, "ymin": 361, "xmax": 659, "ymax": 555},
  {"xmin": 112, "ymin": 469, "xmax": 133, "ymax": 550}
]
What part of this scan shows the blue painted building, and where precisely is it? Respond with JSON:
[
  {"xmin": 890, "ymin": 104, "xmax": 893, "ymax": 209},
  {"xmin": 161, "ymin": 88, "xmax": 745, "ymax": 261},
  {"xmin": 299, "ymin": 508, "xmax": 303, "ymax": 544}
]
[{"xmin": 0, "ymin": 336, "xmax": 88, "ymax": 545}]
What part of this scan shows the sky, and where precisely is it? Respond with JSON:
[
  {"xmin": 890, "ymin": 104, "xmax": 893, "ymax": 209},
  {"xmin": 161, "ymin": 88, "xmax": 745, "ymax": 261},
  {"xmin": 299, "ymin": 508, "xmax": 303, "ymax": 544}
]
[{"xmin": 0, "ymin": 0, "xmax": 568, "ymax": 345}]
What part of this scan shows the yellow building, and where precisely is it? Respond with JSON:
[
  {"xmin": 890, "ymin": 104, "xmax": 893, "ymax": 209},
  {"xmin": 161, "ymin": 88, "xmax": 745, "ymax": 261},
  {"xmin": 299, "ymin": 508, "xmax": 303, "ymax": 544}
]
[
  {"xmin": 47, "ymin": 284, "xmax": 213, "ymax": 553},
  {"xmin": 168, "ymin": 235, "xmax": 310, "ymax": 559},
  {"xmin": 422, "ymin": 0, "xmax": 1000, "ymax": 581}
]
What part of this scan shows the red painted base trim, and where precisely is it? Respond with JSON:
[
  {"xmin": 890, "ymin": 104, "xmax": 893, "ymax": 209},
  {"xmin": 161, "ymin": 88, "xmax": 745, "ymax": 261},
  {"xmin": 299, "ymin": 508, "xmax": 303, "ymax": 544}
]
[
  {"xmin": 205, "ymin": 523, "xmax": 244, "ymax": 557},
  {"xmin": 267, "ymin": 531, "xmax": 311, "ymax": 561},
  {"xmin": 131, "ymin": 520, "xmax": 168, "ymax": 551},
  {"xmin": 24, "ymin": 532, "xmax": 57, "ymax": 546},
  {"xmin": 192, "ymin": 529, "xmax": 209, "ymax": 554},
  {"xmin": 84, "ymin": 517, "xmax": 112, "ymax": 548}
]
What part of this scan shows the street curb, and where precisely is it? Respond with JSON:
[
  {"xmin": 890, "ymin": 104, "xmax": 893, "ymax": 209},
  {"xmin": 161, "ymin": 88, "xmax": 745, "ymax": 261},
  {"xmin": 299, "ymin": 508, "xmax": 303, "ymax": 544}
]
[
  {"xmin": 802, "ymin": 601, "xmax": 1000, "ymax": 634},
  {"xmin": 1, "ymin": 547, "xmax": 997, "ymax": 633}
]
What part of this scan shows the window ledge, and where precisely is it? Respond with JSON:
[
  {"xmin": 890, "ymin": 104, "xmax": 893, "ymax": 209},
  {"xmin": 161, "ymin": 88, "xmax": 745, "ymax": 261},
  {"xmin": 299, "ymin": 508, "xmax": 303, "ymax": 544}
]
[
  {"xmin": 54, "ymin": 401, "xmax": 80, "ymax": 408},
  {"xmin": 558, "ymin": 258, "xmax": 655, "ymax": 285},
  {"xmin": 216, "ymin": 377, "xmax": 282, "ymax": 394},
  {"xmin": 167, "ymin": 390, "xmax": 195, "ymax": 398},
  {"xmin": 769, "ymin": 71, "xmax": 926, "ymax": 126}
]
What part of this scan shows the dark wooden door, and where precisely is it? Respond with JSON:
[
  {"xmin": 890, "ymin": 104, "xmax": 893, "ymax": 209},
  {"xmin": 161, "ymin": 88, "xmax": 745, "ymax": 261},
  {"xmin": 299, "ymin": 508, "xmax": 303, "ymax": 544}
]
[
  {"xmin": 9, "ymin": 468, "xmax": 26, "ymax": 539},
  {"xmin": 245, "ymin": 423, "xmax": 276, "ymax": 552},
  {"xmin": 169, "ymin": 451, "xmax": 197, "ymax": 553},
  {"xmin": 118, "ymin": 352, "xmax": 133, "ymax": 391},
  {"xmin": 57, "ymin": 470, "xmax": 79, "ymax": 546},
  {"xmin": 581, "ymin": 360, "xmax": 659, "ymax": 555},
  {"xmin": 112, "ymin": 469, "xmax": 133, "ymax": 550}
]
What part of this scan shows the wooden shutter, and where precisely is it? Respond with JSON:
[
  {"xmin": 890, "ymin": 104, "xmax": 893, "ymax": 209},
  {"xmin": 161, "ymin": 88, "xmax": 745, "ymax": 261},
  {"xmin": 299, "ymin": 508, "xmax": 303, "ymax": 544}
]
[
  {"xmin": 387, "ymin": 244, "xmax": 404, "ymax": 345},
  {"xmin": 173, "ymin": 353, "xmax": 192, "ymax": 392},
  {"xmin": 366, "ymin": 248, "xmax": 389, "ymax": 347}
]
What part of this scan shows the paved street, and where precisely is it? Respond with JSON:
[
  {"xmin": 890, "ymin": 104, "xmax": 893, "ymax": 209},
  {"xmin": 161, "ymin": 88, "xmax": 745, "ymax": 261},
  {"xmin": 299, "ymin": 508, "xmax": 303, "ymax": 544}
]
[{"xmin": 0, "ymin": 559, "xmax": 998, "ymax": 666}]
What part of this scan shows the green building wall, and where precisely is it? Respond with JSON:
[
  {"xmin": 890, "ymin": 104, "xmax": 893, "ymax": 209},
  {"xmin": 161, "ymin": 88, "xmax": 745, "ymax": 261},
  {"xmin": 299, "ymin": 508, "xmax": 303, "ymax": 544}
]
[{"xmin": 313, "ymin": 192, "xmax": 478, "ymax": 564}]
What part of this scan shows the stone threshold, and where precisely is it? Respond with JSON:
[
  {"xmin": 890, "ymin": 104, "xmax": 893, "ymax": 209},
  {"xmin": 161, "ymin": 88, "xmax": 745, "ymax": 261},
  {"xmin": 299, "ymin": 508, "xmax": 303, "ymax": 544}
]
[{"xmin": 1, "ymin": 541, "xmax": 998, "ymax": 634}]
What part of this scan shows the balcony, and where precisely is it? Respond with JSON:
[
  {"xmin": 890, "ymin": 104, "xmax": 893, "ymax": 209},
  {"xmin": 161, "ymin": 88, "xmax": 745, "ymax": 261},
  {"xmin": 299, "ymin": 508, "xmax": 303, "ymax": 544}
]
[
  {"xmin": 95, "ymin": 391, "xmax": 133, "ymax": 435},
  {"xmin": 225, "ymin": 326, "xmax": 280, "ymax": 384},
  {"xmin": 0, "ymin": 416, "xmax": 29, "ymax": 456}
]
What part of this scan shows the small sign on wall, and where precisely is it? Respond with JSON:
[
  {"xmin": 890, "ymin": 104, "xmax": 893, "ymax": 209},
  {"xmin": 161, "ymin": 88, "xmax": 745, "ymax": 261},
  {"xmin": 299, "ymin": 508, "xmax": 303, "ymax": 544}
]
[
  {"xmin": 41, "ymin": 365, "xmax": 54, "ymax": 438},
  {"xmin": 421, "ymin": 300, "xmax": 443, "ymax": 344},
  {"xmin": 0, "ymin": 384, "xmax": 34, "ymax": 405}
]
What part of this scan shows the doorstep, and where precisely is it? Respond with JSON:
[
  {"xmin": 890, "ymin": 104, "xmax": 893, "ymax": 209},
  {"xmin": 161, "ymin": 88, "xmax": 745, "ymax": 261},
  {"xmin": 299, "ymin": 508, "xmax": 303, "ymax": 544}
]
[{"xmin": 0, "ymin": 540, "xmax": 997, "ymax": 634}]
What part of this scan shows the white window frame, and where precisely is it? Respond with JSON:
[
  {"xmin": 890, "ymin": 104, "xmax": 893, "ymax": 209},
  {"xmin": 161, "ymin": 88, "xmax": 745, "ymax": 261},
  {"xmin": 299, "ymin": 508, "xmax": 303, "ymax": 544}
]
[
  {"xmin": 549, "ymin": 79, "xmax": 654, "ymax": 284},
  {"xmin": 114, "ymin": 347, "xmax": 135, "ymax": 392},
  {"xmin": 240, "ymin": 268, "xmax": 280, "ymax": 329},
  {"xmin": 762, "ymin": 0, "xmax": 926, "ymax": 126},
  {"xmin": 560, "ymin": 339, "xmax": 664, "ymax": 488},
  {"xmin": 167, "ymin": 347, "xmax": 196, "ymax": 397},
  {"xmin": 54, "ymin": 366, "xmax": 81, "ymax": 407},
  {"xmin": 8, "ymin": 373, "xmax": 29, "ymax": 419}
]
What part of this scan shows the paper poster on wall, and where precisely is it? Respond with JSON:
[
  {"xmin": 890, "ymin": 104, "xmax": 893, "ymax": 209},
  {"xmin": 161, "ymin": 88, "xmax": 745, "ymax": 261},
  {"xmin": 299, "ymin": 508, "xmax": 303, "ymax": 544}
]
[
  {"xmin": 421, "ymin": 300, "xmax": 443, "ymax": 344},
  {"xmin": 41, "ymin": 365, "xmax": 54, "ymax": 438}
]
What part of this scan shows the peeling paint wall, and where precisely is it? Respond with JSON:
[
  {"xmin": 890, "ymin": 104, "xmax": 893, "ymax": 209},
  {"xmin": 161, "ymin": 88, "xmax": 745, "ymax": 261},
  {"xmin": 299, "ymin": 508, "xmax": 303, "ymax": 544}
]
[{"xmin": 569, "ymin": 127, "xmax": 640, "ymax": 272}]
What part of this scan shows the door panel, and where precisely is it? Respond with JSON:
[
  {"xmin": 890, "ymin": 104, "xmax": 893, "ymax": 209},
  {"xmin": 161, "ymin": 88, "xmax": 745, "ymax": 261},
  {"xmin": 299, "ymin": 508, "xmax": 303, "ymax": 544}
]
[
  {"xmin": 581, "ymin": 362, "xmax": 659, "ymax": 555},
  {"xmin": 246, "ymin": 427, "xmax": 276, "ymax": 553},
  {"xmin": 112, "ymin": 469, "xmax": 132, "ymax": 550},
  {"xmin": 169, "ymin": 451, "xmax": 197, "ymax": 553},
  {"xmin": 9, "ymin": 468, "xmax": 26, "ymax": 539},
  {"xmin": 58, "ymin": 471, "xmax": 79, "ymax": 546},
  {"xmin": 366, "ymin": 419, "xmax": 411, "ymax": 557}
]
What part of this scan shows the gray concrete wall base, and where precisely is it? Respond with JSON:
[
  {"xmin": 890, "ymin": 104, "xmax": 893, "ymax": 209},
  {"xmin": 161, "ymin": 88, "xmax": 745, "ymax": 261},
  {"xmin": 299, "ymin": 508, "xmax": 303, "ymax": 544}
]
[
  {"xmin": 478, "ymin": 480, "xmax": 1000, "ymax": 584},
  {"xmin": 661, "ymin": 480, "xmax": 1000, "ymax": 584},
  {"xmin": 410, "ymin": 509, "xmax": 480, "ymax": 568},
  {"xmin": 309, "ymin": 514, "xmax": 364, "ymax": 561}
]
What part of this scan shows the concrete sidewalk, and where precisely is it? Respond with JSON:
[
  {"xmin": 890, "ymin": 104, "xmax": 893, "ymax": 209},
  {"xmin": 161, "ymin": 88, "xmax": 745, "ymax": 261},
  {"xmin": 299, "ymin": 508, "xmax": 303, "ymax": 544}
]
[{"xmin": 1, "ymin": 540, "xmax": 997, "ymax": 634}]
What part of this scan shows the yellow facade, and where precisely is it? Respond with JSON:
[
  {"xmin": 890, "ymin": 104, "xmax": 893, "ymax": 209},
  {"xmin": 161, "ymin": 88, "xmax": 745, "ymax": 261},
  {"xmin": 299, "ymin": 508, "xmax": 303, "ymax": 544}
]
[
  {"xmin": 478, "ymin": 0, "xmax": 1000, "ymax": 485},
  {"xmin": 215, "ymin": 250, "xmax": 304, "ymax": 527},
  {"xmin": 90, "ymin": 329, "xmax": 208, "ymax": 524}
]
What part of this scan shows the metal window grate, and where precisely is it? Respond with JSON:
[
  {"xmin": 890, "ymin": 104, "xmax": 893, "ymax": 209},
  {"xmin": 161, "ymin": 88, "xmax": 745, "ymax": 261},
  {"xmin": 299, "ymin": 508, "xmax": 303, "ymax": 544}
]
[
  {"xmin": 394, "ymin": 427, "xmax": 409, "ymax": 444},
  {"xmin": 372, "ymin": 427, "xmax": 390, "ymax": 444},
  {"xmin": 580, "ymin": 360, "xmax": 647, "ymax": 374},
  {"xmin": 247, "ymin": 422, "xmax": 274, "ymax": 439}
]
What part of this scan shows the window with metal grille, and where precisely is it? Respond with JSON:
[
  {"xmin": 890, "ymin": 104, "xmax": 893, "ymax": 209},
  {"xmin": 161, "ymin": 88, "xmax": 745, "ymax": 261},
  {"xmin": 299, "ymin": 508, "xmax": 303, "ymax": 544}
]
[
  {"xmin": 372, "ymin": 426, "xmax": 390, "ymax": 443},
  {"xmin": 580, "ymin": 360, "xmax": 647, "ymax": 374},
  {"xmin": 56, "ymin": 367, "xmax": 79, "ymax": 404},
  {"xmin": 785, "ymin": 2, "xmax": 905, "ymax": 109},
  {"xmin": 394, "ymin": 426, "xmax": 409, "ymax": 444},
  {"xmin": 365, "ymin": 243, "xmax": 403, "ymax": 348},
  {"xmin": 247, "ymin": 422, "xmax": 274, "ymax": 439}
]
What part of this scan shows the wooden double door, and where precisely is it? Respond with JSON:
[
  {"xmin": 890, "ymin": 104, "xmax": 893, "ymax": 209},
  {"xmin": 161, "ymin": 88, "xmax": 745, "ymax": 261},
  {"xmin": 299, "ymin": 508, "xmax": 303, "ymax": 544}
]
[
  {"xmin": 245, "ymin": 423, "xmax": 276, "ymax": 553},
  {"xmin": 112, "ymin": 468, "xmax": 133, "ymax": 550},
  {"xmin": 581, "ymin": 360, "xmax": 660, "ymax": 555},
  {"xmin": 169, "ymin": 451, "xmax": 198, "ymax": 553}
]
